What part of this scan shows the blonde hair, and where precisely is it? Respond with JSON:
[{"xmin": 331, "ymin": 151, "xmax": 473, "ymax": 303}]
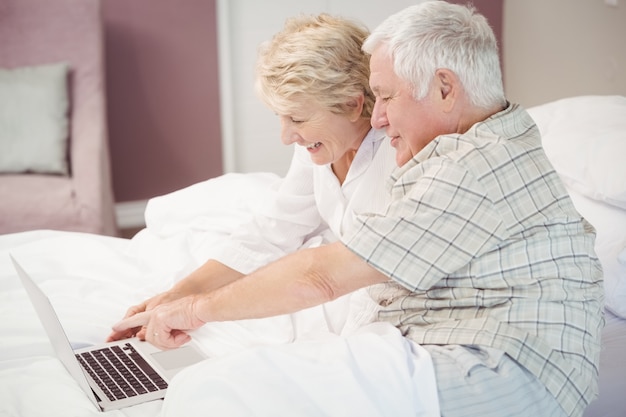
[{"xmin": 255, "ymin": 13, "xmax": 374, "ymax": 118}]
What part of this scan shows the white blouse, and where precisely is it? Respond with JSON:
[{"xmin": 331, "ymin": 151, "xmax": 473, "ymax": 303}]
[{"xmin": 213, "ymin": 128, "xmax": 397, "ymax": 274}]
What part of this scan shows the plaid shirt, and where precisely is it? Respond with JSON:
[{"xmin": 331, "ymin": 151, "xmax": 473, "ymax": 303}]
[{"xmin": 343, "ymin": 104, "xmax": 604, "ymax": 417}]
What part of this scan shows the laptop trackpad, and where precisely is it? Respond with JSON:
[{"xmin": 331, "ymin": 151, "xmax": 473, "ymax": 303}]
[{"xmin": 151, "ymin": 345, "xmax": 206, "ymax": 370}]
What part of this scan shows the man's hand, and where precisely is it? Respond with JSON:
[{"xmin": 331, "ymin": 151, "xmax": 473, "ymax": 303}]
[
  {"xmin": 111, "ymin": 295, "xmax": 206, "ymax": 350},
  {"xmin": 106, "ymin": 291, "xmax": 185, "ymax": 342}
]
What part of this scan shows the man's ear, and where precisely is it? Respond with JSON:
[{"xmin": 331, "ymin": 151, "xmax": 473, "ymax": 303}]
[
  {"xmin": 346, "ymin": 94, "xmax": 365, "ymax": 121},
  {"xmin": 434, "ymin": 69, "xmax": 458, "ymax": 112}
]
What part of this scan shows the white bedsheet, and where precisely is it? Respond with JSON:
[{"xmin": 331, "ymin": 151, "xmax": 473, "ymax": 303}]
[
  {"xmin": 0, "ymin": 173, "xmax": 439, "ymax": 417},
  {"xmin": 582, "ymin": 310, "xmax": 626, "ymax": 417}
]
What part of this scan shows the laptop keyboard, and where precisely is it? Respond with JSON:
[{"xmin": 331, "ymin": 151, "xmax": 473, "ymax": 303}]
[{"xmin": 76, "ymin": 343, "xmax": 168, "ymax": 401}]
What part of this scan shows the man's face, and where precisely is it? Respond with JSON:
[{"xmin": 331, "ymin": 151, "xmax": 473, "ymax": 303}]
[{"xmin": 368, "ymin": 46, "xmax": 448, "ymax": 167}]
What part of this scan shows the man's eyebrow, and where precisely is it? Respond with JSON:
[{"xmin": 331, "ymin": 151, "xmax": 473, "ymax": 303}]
[{"xmin": 370, "ymin": 85, "xmax": 383, "ymax": 95}]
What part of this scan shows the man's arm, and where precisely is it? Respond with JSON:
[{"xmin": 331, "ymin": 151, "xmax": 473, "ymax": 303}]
[
  {"xmin": 196, "ymin": 241, "xmax": 388, "ymax": 321},
  {"xmin": 112, "ymin": 241, "xmax": 388, "ymax": 349}
]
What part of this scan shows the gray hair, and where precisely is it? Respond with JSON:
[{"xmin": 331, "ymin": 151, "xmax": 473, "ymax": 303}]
[{"xmin": 363, "ymin": 1, "xmax": 505, "ymax": 109}]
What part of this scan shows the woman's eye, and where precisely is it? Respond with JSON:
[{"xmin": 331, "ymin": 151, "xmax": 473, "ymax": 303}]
[{"xmin": 290, "ymin": 118, "xmax": 304, "ymax": 124}]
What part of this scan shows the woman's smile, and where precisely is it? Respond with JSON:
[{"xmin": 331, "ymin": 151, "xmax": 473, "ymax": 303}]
[{"xmin": 306, "ymin": 142, "xmax": 322, "ymax": 152}]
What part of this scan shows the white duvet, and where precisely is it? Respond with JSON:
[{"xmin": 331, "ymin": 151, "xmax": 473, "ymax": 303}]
[{"xmin": 0, "ymin": 173, "xmax": 439, "ymax": 417}]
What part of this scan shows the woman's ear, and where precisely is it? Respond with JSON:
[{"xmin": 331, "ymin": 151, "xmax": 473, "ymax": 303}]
[{"xmin": 346, "ymin": 94, "xmax": 365, "ymax": 121}]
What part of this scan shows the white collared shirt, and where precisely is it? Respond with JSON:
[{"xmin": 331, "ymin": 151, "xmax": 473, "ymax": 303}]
[{"xmin": 214, "ymin": 128, "xmax": 396, "ymax": 274}]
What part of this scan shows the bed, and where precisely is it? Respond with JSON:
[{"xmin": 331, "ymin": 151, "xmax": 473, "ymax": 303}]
[{"xmin": 0, "ymin": 95, "xmax": 624, "ymax": 416}]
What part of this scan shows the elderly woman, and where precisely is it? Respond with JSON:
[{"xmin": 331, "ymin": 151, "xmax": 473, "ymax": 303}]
[{"xmin": 108, "ymin": 13, "xmax": 396, "ymax": 343}]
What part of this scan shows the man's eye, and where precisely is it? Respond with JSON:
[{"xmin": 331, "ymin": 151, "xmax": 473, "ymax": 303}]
[{"xmin": 291, "ymin": 118, "xmax": 304, "ymax": 124}]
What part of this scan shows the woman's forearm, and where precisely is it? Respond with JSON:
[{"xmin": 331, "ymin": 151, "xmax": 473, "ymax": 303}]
[{"xmin": 170, "ymin": 259, "xmax": 244, "ymax": 296}]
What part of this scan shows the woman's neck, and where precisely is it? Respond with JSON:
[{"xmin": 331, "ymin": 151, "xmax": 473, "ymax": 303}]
[
  {"xmin": 332, "ymin": 149, "xmax": 358, "ymax": 185},
  {"xmin": 331, "ymin": 119, "xmax": 371, "ymax": 185}
]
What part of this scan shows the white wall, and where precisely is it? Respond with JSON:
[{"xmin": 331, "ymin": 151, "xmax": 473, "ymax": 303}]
[
  {"xmin": 503, "ymin": 0, "xmax": 626, "ymax": 107},
  {"xmin": 217, "ymin": 0, "xmax": 424, "ymax": 176}
]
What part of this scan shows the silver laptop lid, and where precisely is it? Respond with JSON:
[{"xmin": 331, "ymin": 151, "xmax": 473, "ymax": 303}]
[{"xmin": 10, "ymin": 255, "xmax": 101, "ymax": 410}]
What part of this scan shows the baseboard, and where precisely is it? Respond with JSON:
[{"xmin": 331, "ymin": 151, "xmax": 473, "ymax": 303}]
[{"xmin": 115, "ymin": 200, "xmax": 148, "ymax": 229}]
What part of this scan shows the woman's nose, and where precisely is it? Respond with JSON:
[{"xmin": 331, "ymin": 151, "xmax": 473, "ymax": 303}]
[{"xmin": 280, "ymin": 122, "xmax": 299, "ymax": 145}]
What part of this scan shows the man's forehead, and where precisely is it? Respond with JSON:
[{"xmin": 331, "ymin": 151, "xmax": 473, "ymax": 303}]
[
  {"xmin": 369, "ymin": 45, "xmax": 392, "ymax": 69},
  {"xmin": 368, "ymin": 50, "xmax": 392, "ymax": 85},
  {"xmin": 369, "ymin": 52, "xmax": 411, "ymax": 96}
]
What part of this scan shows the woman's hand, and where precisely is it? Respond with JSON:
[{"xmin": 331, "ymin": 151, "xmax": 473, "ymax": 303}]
[
  {"xmin": 111, "ymin": 295, "xmax": 206, "ymax": 350},
  {"xmin": 107, "ymin": 260, "xmax": 245, "ymax": 343},
  {"xmin": 106, "ymin": 290, "xmax": 183, "ymax": 342}
]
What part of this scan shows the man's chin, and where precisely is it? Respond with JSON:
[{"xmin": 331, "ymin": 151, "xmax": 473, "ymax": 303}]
[{"xmin": 395, "ymin": 151, "xmax": 411, "ymax": 167}]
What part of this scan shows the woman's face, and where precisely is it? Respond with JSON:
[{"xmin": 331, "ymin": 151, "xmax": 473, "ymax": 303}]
[{"xmin": 279, "ymin": 103, "xmax": 364, "ymax": 165}]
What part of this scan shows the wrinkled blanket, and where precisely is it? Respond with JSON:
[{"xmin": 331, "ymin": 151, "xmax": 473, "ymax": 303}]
[{"xmin": 0, "ymin": 173, "xmax": 439, "ymax": 417}]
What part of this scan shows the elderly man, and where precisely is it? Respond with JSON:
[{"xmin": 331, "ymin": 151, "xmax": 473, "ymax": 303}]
[{"xmin": 113, "ymin": 3, "xmax": 603, "ymax": 416}]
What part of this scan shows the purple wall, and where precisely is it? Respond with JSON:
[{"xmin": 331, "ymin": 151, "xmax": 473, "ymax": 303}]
[{"xmin": 103, "ymin": 0, "xmax": 222, "ymax": 203}]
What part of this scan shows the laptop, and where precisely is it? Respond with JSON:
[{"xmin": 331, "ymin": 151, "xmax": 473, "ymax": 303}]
[{"xmin": 10, "ymin": 255, "xmax": 208, "ymax": 412}]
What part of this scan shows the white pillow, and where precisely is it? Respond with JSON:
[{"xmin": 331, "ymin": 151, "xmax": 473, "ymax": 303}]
[
  {"xmin": 0, "ymin": 62, "xmax": 70, "ymax": 175},
  {"xmin": 530, "ymin": 96, "xmax": 626, "ymax": 318},
  {"xmin": 566, "ymin": 188, "xmax": 626, "ymax": 318},
  {"xmin": 607, "ymin": 245, "xmax": 626, "ymax": 318},
  {"xmin": 527, "ymin": 95, "xmax": 626, "ymax": 210}
]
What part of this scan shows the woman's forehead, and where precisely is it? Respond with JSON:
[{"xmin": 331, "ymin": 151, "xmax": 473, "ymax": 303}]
[{"xmin": 281, "ymin": 100, "xmax": 324, "ymax": 116}]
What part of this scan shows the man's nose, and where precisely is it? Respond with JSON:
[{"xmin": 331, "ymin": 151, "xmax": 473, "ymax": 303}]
[{"xmin": 370, "ymin": 101, "xmax": 388, "ymax": 129}]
